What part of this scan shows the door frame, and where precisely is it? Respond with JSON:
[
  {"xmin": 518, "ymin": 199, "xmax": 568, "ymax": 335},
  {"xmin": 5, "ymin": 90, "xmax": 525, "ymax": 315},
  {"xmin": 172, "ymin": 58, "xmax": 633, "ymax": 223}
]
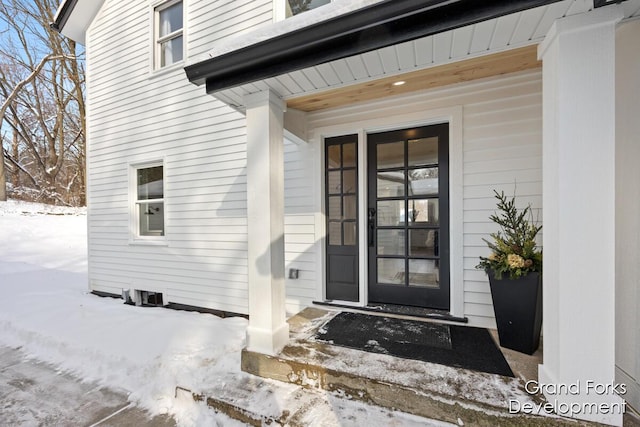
[{"xmin": 314, "ymin": 105, "xmax": 464, "ymax": 317}]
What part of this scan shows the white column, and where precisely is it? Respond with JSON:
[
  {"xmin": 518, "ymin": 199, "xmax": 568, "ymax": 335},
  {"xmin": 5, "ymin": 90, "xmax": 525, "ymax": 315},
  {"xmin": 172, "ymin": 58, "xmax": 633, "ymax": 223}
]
[
  {"xmin": 538, "ymin": 7, "xmax": 624, "ymax": 426},
  {"xmin": 244, "ymin": 90, "xmax": 289, "ymax": 355},
  {"xmin": 615, "ymin": 19, "xmax": 640, "ymax": 414}
]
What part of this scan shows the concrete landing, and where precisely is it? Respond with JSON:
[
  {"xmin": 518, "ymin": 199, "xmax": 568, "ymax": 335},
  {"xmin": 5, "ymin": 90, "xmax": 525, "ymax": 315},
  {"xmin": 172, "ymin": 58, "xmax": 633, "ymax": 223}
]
[{"xmin": 238, "ymin": 308, "xmax": 593, "ymax": 427}]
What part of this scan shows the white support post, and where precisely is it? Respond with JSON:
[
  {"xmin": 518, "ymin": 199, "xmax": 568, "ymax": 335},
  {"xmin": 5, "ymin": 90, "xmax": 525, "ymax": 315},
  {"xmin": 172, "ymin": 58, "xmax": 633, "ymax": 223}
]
[
  {"xmin": 538, "ymin": 7, "xmax": 624, "ymax": 426},
  {"xmin": 244, "ymin": 90, "xmax": 289, "ymax": 355}
]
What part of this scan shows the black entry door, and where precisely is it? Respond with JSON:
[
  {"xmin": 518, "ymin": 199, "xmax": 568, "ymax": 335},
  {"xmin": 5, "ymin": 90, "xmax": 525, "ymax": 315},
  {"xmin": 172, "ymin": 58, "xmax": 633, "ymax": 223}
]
[
  {"xmin": 325, "ymin": 135, "xmax": 359, "ymax": 302},
  {"xmin": 367, "ymin": 124, "xmax": 449, "ymax": 309}
]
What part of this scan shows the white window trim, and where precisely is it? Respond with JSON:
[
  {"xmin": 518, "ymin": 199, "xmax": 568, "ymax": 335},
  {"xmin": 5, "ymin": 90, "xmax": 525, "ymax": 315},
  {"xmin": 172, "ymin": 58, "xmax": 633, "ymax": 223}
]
[
  {"xmin": 129, "ymin": 160, "xmax": 168, "ymax": 246},
  {"xmin": 151, "ymin": 0, "xmax": 185, "ymax": 72}
]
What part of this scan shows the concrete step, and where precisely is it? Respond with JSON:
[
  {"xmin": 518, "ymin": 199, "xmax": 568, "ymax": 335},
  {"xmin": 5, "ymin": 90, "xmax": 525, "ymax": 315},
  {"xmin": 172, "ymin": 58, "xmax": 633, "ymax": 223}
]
[
  {"xmin": 182, "ymin": 372, "xmax": 454, "ymax": 426},
  {"xmin": 238, "ymin": 308, "xmax": 597, "ymax": 427}
]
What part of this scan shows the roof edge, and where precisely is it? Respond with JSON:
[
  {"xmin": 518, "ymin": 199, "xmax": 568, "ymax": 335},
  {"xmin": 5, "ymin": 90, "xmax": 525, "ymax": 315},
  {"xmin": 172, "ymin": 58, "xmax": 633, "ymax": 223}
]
[{"xmin": 50, "ymin": 0, "xmax": 78, "ymax": 33}]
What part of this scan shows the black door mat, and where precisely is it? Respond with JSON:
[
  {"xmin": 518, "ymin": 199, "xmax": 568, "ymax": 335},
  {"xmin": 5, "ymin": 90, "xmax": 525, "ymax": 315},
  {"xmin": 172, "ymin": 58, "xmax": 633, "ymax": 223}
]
[{"xmin": 315, "ymin": 312, "xmax": 514, "ymax": 377}]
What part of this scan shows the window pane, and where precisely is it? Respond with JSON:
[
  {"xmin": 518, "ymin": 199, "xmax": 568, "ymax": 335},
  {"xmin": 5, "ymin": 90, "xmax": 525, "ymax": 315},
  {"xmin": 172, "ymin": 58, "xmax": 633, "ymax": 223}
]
[
  {"xmin": 377, "ymin": 200, "xmax": 405, "ymax": 226},
  {"xmin": 160, "ymin": 36, "xmax": 183, "ymax": 67},
  {"xmin": 408, "ymin": 199, "xmax": 439, "ymax": 225},
  {"xmin": 329, "ymin": 222, "xmax": 341, "ymax": 245},
  {"xmin": 377, "ymin": 229, "xmax": 404, "ymax": 256},
  {"xmin": 343, "ymin": 195, "xmax": 357, "ymax": 220},
  {"xmin": 343, "ymin": 169, "xmax": 356, "ymax": 194},
  {"xmin": 343, "ymin": 222, "xmax": 356, "ymax": 246},
  {"xmin": 377, "ymin": 141, "xmax": 404, "ymax": 169},
  {"xmin": 328, "ymin": 171, "xmax": 341, "ymax": 194},
  {"xmin": 343, "ymin": 143, "xmax": 356, "ymax": 167},
  {"xmin": 409, "ymin": 229, "xmax": 437, "ymax": 256},
  {"xmin": 377, "ymin": 171, "xmax": 404, "ymax": 197},
  {"xmin": 288, "ymin": 0, "xmax": 331, "ymax": 16},
  {"xmin": 377, "ymin": 258, "xmax": 405, "ymax": 285},
  {"xmin": 137, "ymin": 166, "xmax": 163, "ymax": 200},
  {"xmin": 139, "ymin": 202, "xmax": 164, "ymax": 236},
  {"xmin": 408, "ymin": 167, "xmax": 438, "ymax": 196},
  {"xmin": 408, "ymin": 137, "xmax": 438, "ymax": 166},
  {"xmin": 328, "ymin": 196, "xmax": 341, "ymax": 219},
  {"xmin": 327, "ymin": 145, "xmax": 341, "ymax": 168},
  {"xmin": 159, "ymin": 2, "xmax": 183, "ymax": 37},
  {"xmin": 408, "ymin": 259, "xmax": 439, "ymax": 288}
]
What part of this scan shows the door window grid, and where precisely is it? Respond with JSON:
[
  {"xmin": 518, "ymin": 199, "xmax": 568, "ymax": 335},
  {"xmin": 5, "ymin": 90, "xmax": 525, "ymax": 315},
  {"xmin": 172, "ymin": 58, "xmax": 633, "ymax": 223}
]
[
  {"xmin": 325, "ymin": 134, "xmax": 360, "ymax": 302},
  {"xmin": 327, "ymin": 142, "xmax": 357, "ymax": 247},
  {"xmin": 375, "ymin": 138, "xmax": 441, "ymax": 289}
]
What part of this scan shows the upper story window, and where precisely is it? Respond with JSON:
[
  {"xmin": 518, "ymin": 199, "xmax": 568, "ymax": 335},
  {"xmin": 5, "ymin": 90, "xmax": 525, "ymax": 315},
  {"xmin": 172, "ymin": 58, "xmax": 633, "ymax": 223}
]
[
  {"xmin": 155, "ymin": 0, "xmax": 183, "ymax": 68},
  {"xmin": 286, "ymin": 0, "xmax": 331, "ymax": 17}
]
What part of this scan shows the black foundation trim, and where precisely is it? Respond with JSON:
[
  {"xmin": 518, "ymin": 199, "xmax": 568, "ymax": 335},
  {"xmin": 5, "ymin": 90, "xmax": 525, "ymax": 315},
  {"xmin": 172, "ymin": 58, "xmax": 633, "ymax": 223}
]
[{"xmin": 89, "ymin": 291, "xmax": 247, "ymax": 319}]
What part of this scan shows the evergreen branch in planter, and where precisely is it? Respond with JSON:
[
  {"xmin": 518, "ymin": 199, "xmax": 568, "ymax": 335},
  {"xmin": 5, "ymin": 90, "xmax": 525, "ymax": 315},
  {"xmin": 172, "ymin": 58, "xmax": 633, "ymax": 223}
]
[{"xmin": 476, "ymin": 190, "xmax": 542, "ymax": 279}]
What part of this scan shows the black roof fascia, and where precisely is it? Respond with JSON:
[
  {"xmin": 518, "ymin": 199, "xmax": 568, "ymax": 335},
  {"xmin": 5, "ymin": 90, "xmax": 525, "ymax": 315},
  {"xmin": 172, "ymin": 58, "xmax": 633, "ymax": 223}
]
[
  {"xmin": 50, "ymin": 0, "xmax": 78, "ymax": 32},
  {"xmin": 185, "ymin": 0, "xmax": 564, "ymax": 94}
]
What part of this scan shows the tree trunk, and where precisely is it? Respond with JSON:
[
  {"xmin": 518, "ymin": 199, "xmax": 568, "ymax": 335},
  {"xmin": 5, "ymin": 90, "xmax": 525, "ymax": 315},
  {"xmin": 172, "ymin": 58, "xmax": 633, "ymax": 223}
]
[
  {"xmin": 11, "ymin": 127, "xmax": 20, "ymax": 187},
  {"xmin": 0, "ymin": 152, "xmax": 6, "ymax": 202}
]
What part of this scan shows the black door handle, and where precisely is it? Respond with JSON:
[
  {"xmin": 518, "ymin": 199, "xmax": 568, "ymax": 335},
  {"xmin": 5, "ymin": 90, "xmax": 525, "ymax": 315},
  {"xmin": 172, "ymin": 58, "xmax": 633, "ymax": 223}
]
[{"xmin": 368, "ymin": 208, "xmax": 376, "ymax": 247}]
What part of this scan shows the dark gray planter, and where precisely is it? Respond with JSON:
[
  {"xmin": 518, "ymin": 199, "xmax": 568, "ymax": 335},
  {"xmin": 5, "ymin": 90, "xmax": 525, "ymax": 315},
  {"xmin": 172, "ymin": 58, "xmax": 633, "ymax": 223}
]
[{"xmin": 488, "ymin": 271, "xmax": 542, "ymax": 355}]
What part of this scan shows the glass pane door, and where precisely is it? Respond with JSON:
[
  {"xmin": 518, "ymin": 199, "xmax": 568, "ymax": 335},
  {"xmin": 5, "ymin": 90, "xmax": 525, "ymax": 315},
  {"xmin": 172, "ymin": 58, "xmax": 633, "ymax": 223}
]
[
  {"xmin": 367, "ymin": 125, "xmax": 450, "ymax": 309},
  {"xmin": 325, "ymin": 135, "xmax": 359, "ymax": 302}
]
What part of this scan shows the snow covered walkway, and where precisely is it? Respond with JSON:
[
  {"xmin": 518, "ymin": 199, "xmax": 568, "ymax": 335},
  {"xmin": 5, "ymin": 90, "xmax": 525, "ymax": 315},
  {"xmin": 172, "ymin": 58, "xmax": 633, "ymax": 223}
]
[{"xmin": 0, "ymin": 200, "xmax": 451, "ymax": 426}]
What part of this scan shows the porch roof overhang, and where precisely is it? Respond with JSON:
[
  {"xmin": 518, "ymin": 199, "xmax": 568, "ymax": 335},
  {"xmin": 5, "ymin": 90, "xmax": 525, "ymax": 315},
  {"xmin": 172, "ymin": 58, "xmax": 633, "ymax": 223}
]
[
  {"xmin": 185, "ymin": 0, "xmax": 566, "ymax": 94},
  {"xmin": 185, "ymin": 0, "xmax": 639, "ymax": 114}
]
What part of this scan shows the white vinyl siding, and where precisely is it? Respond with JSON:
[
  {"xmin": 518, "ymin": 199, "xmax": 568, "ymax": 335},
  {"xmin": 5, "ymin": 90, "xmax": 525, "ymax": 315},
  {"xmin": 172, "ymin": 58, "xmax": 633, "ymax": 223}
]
[
  {"xmin": 85, "ymin": 0, "xmax": 274, "ymax": 314},
  {"xmin": 188, "ymin": 0, "xmax": 272, "ymax": 58},
  {"xmin": 306, "ymin": 69, "xmax": 542, "ymax": 328},
  {"xmin": 284, "ymin": 139, "xmax": 318, "ymax": 314}
]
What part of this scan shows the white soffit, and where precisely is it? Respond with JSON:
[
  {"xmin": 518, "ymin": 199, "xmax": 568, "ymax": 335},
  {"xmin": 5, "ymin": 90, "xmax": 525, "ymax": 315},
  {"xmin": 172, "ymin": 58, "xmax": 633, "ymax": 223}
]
[
  {"xmin": 54, "ymin": 0, "xmax": 106, "ymax": 44},
  {"xmin": 213, "ymin": 0, "xmax": 640, "ymax": 110}
]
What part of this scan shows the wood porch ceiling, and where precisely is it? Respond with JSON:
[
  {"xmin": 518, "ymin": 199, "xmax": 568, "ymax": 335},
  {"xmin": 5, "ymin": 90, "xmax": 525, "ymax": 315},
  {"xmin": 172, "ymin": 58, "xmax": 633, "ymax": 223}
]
[{"xmin": 286, "ymin": 45, "xmax": 540, "ymax": 112}]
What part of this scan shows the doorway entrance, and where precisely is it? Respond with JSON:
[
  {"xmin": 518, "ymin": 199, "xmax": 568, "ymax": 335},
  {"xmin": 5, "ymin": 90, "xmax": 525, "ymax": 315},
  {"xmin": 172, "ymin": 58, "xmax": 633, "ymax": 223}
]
[
  {"xmin": 324, "ymin": 124, "xmax": 450, "ymax": 310},
  {"xmin": 366, "ymin": 124, "xmax": 450, "ymax": 309}
]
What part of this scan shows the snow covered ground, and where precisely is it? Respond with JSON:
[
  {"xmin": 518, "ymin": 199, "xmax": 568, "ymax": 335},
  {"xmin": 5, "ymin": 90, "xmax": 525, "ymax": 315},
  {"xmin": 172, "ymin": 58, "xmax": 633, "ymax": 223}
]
[{"xmin": 0, "ymin": 199, "xmax": 452, "ymax": 426}]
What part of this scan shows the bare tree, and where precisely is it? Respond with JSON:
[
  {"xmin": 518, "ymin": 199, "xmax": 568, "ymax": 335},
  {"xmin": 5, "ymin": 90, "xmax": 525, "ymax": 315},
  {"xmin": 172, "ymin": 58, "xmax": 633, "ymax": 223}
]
[{"xmin": 0, "ymin": 0, "xmax": 85, "ymax": 205}]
